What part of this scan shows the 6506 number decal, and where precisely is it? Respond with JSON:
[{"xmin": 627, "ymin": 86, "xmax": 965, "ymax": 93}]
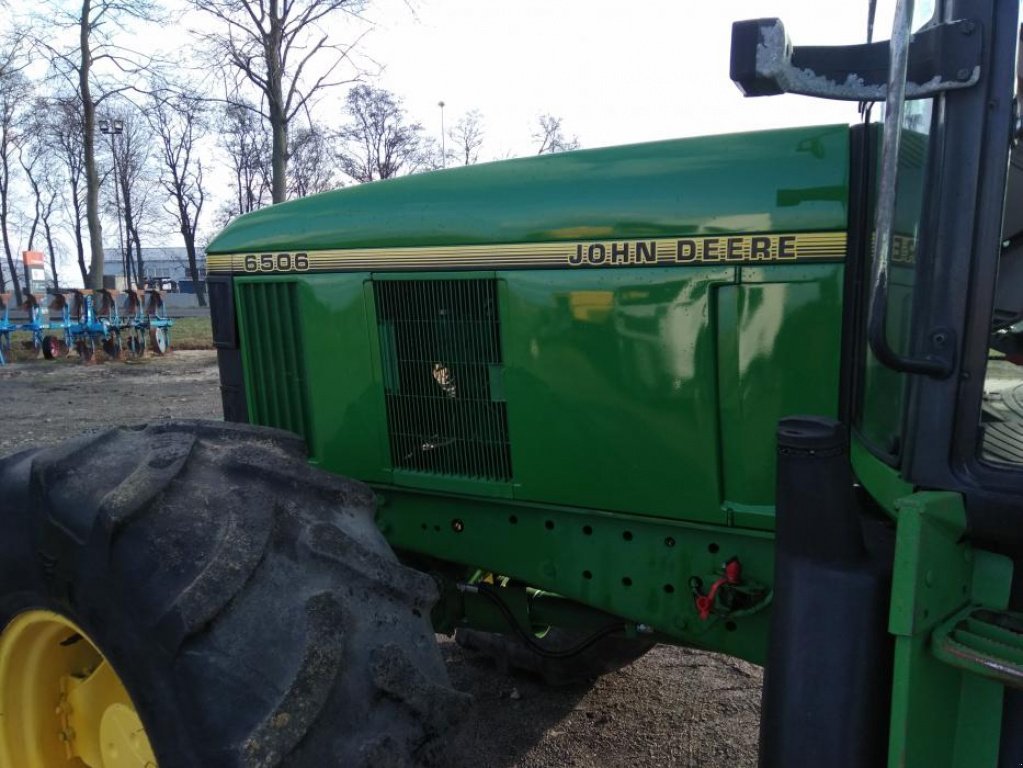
[{"xmin": 242, "ymin": 252, "xmax": 310, "ymax": 273}]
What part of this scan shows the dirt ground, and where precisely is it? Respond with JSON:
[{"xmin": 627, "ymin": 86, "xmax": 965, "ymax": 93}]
[{"xmin": 0, "ymin": 351, "xmax": 762, "ymax": 768}]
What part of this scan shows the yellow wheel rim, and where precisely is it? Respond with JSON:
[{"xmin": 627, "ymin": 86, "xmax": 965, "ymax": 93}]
[{"xmin": 0, "ymin": 610, "xmax": 157, "ymax": 768}]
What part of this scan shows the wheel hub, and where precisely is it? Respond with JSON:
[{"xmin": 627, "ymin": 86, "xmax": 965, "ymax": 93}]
[{"xmin": 0, "ymin": 610, "xmax": 157, "ymax": 767}]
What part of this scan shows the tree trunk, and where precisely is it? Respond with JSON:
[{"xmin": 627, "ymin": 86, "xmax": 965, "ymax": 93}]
[
  {"xmin": 270, "ymin": 105, "xmax": 286, "ymax": 203},
  {"xmin": 0, "ymin": 151, "xmax": 22, "ymax": 305},
  {"xmin": 122, "ymin": 242, "xmax": 134, "ymax": 290},
  {"xmin": 115, "ymin": 151, "xmax": 145, "ymax": 291},
  {"xmin": 267, "ymin": 1, "xmax": 287, "ymax": 204},
  {"xmin": 74, "ymin": 230, "xmax": 88, "ymax": 285},
  {"xmin": 130, "ymin": 223, "xmax": 144, "ymax": 287},
  {"xmin": 235, "ymin": 166, "xmax": 243, "ymax": 215},
  {"xmin": 80, "ymin": 0, "xmax": 104, "ymax": 290},
  {"xmin": 183, "ymin": 229, "xmax": 206, "ymax": 307},
  {"xmin": 0, "ymin": 220, "xmax": 21, "ymax": 306},
  {"xmin": 44, "ymin": 216, "xmax": 59, "ymax": 292},
  {"xmin": 175, "ymin": 186, "xmax": 206, "ymax": 305},
  {"xmin": 69, "ymin": 181, "xmax": 88, "ymax": 286},
  {"xmin": 23, "ymin": 169, "xmax": 40, "ymax": 252}
]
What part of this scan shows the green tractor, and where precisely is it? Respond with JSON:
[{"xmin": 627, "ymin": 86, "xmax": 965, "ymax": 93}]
[{"xmin": 2, "ymin": 0, "xmax": 1022, "ymax": 765}]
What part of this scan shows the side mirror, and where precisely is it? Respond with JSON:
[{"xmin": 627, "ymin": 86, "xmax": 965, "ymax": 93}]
[{"xmin": 730, "ymin": 17, "xmax": 982, "ymax": 102}]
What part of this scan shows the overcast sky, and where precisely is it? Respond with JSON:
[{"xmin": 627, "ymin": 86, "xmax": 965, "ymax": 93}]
[{"xmin": 360, "ymin": 0, "xmax": 877, "ymax": 158}]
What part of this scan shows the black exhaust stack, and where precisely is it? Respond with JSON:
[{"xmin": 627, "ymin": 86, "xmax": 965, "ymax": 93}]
[{"xmin": 759, "ymin": 416, "xmax": 892, "ymax": 768}]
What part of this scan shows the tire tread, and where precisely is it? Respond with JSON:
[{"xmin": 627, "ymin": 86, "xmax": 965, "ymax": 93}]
[{"xmin": 3, "ymin": 421, "xmax": 465, "ymax": 768}]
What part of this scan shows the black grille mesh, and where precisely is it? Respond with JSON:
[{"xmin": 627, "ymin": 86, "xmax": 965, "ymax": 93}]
[{"xmin": 374, "ymin": 279, "xmax": 512, "ymax": 482}]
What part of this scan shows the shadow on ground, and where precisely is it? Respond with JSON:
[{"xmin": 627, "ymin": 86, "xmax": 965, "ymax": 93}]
[{"xmin": 440, "ymin": 638, "xmax": 762, "ymax": 768}]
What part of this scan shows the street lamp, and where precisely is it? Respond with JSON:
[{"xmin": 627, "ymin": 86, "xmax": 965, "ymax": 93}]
[
  {"xmin": 98, "ymin": 118, "xmax": 124, "ymax": 135},
  {"xmin": 99, "ymin": 118, "xmax": 129, "ymax": 289},
  {"xmin": 438, "ymin": 100, "xmax": 446, "ymax": 168}
]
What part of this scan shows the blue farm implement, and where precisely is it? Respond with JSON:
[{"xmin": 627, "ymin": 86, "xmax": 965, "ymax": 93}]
[
  {"xmin": 20, "ymin": 294, "xmax": 47, "ymax": 355},
  {"xmin": 123, "ymin": 289, "xmax": 174, "ymax": 357},
  {"xmin": 47, "ymin": 290, "xmax": 107, "ymax": 363},
  {"xmin": 97, "ymin": 289, "xmax": 126, "ymax": 360},
  {"xmin": 0, "ymin": 293, "xmax": 48, "ymax": 365},
  {"xmin": 41, "ymin": 288, "xmax": 174, "ymax": 363}
]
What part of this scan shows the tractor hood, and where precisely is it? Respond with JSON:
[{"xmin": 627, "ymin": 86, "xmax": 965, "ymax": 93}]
[{"xmin": 207, "ymin": 124, "xmax": 850, "ymax": 255}]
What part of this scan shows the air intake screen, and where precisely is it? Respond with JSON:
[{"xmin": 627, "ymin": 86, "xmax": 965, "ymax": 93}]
[
  {"xmin": 374, "ymin": 279, "xmax": 512, "ymax": 482},
  {"xmin": 236, "ymin": 281, "xmax": 309, "ymax": 439}
]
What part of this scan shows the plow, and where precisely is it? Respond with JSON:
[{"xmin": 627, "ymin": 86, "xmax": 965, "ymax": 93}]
[
  {"xmin": 0, "ymin": 288, "xmax": 174, "ymax": 365},
  {"xmin": 0, "ymin": 292, "xmax": 46, "ymax": 365}
]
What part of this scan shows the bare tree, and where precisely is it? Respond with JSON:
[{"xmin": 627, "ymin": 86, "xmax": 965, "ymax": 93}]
[
  {"xmin": 31, "ymin": 0, "xmax": 163, "ymax": 289},
  {"xmin": 288, "ymin": 122, "xmax": 335, "ymax": 198},
  {"xmin": 0, "ymin": 44, "xmax": 30, "ymax": 302},
  {"xmin": 218, "ymin": 99, "xmax": 271, "ymax": 217},
  {"xmin": 22, "ymin": 131, "xmax": 65, "ymax": 291},
  {"xmin": 149, "ymin": 91, "xmax": 208, "ymax": 305},
  {"xmin": 533, "ymin": 113, "xmax": 580, "ymax": 155},
  {"xmin": 336, "ymin": 84, "xmax": 433, "ymax": 183},
  {"xmin": 194, "ymin": 0, "xmax": 366, "ymax": 203},
  {"xmin": 19, "ymin": 145, "xmax": 41, "ymax": 252},
  {"xmin": 449, "ymin": 109, "xmax": 484, "ymax": 166},
  {"xmin": 41, "ymin": 186, "xmax": 63, "ymax": 291},
  {"xmin": 44, "ymin": 96, "xmax": 89, "ymax": 285}
]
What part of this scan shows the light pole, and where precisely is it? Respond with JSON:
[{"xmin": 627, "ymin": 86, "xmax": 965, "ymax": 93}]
[
  {"xmin": 99, "ymin": 119, "xmax": 128, "ymax": 289},
  {"xmin": 438, "ymin": 100, "xmax": 446, "ymax": 168}
]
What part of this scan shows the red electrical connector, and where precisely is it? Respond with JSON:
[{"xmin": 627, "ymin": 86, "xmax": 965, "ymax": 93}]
[{"xmin": 695, "ymin": 558, "xmax": 743, "ymax": 621}]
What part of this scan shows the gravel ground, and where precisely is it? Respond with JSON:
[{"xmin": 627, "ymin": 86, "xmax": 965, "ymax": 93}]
[{"xmin": 0, "ymin": 350, "xmax": 762, "ymax": 768}]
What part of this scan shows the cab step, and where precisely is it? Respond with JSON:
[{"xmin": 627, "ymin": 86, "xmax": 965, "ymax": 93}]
[{"xmin": 932, "ymin": 606, "xmax": 1023, "ymax": 688}]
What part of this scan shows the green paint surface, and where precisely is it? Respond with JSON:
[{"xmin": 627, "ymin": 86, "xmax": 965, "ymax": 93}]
[
  {"xmin": 376, "ymin": 488, "xmax": 775, "ymax": 663},
  {"xmin": 887, "ymin": 492, "xmax": 1013, "ymax": 768},
  {"xmin": 851, "ymin": 434, "xmax": 915, "ymax": 515},
  {"xmin": 236, "ymin": 273, "xmax": 392, "ymax": 482},
  {"xmin": 500, "ymin": 267, "xmax": 732, "ymax": 521},
  {"xmin": 719, "ymin": 264, "xmax": 844, "ymax": 508}
]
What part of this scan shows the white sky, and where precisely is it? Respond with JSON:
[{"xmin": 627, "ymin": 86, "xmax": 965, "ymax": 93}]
[{"xmin": 361, "ymin": 0, "xmax": 870, "ymax": 158}]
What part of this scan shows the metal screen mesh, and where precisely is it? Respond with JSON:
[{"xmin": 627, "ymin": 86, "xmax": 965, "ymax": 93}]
[
  {"xmin": 236, "ymin": 281, "xmax": 309, "ymax": 440},
  {"xmin": 374, "ymin": 279, "xmax": 512, "ymax": 482}
]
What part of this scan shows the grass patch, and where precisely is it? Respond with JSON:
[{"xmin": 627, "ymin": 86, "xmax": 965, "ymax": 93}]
[
  {"xmin": 170, "ymin": 316, "xmax": 214, "ymax": 350},
  {"xmin": 2, "ymin": 333, "xmax": 71, "ymax": 363}
]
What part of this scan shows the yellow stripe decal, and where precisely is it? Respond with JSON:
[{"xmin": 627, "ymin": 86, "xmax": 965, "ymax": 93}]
[{"xmin": 207, "ymin": 232, "xmax": 847, "ymax": 275}]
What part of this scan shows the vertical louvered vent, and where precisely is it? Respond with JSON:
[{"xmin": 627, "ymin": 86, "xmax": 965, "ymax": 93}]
[
  {"xmin": 236, "ymin": 281, "xmax": 309, "ymax": 439},
  {"xmin": 374, "ymin": 279, "xmax": 512, "ymax": 482}
]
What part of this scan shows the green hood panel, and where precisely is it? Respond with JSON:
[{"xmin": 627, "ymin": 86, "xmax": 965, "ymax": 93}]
[{"xmin": 207, "ymin": 124, "xmax": 850, "ymax": 255}]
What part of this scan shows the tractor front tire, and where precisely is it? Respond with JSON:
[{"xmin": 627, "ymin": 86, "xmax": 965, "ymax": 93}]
[{"xmin": 0, "ymin": 421, "xmax": 468, "ymax": 767}]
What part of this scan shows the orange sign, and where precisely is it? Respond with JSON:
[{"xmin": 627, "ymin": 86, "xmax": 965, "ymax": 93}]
[{"xmin": 22, "ymin": 251, "xmax": 44, "ymax": 267}]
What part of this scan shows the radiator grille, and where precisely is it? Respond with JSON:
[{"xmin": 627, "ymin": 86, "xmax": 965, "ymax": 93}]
[
  {"xmin": 236, "ymin": 281, "xmax": 309, "ymax": 439},
  {"xmin": 374, "ymin": 279, "xmax": 512, "ymax": 482}
]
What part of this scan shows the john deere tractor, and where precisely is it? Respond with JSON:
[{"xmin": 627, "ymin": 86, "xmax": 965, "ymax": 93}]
[{"xmin": 2, "ymin": 0, "xmax": 1022, "ymax": 765}]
